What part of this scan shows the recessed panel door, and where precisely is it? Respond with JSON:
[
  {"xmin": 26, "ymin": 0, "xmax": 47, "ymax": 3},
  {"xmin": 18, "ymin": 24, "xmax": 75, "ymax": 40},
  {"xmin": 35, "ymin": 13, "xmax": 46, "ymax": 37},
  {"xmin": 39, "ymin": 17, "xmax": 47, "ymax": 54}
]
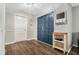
[{"xmin": 15, "ymin": 15, "xmax": 27, "ymax": 42}]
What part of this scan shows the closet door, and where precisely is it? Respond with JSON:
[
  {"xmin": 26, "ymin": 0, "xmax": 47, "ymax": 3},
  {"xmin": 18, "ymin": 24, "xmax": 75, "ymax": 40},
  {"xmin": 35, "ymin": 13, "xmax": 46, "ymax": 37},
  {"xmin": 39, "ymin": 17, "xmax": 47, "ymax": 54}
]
[
  {"xmin": 43, "ymin": 15, "xmax": 49, "ymax": 44},
  {"xmin": 37, "ymin": 16, "xmax": 44, "ymax": 42},
  {"xmin": 47, "ymin": 13, "xmax": 54, "ymax": 45},
  {"xmin": 37, "ymin": 12, "xmax": 54, "ymax": 45},
  {"xmin": 43, "ymin": 13, "xmax": 54, "ymax": 45}
]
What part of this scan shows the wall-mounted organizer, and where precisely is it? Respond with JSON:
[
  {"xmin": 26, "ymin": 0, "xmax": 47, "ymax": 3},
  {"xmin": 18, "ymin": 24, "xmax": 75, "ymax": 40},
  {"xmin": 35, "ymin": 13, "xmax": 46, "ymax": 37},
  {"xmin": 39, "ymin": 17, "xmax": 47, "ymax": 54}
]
[
  {"xmin": 55, "ymin": 12, "xmax": 67, "ymax": 25},
  {"xmin": 52, "ymin": 32, "xmax": 68, "ymax": 54}
]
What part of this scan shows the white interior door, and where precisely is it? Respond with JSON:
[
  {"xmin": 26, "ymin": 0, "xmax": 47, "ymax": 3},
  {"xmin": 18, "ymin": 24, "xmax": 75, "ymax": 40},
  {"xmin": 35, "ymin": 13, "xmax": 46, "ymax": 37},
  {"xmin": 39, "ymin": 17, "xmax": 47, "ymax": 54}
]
[{"xmin": 15, "ymin": 15, "xmax": 27, "ymax": 42}]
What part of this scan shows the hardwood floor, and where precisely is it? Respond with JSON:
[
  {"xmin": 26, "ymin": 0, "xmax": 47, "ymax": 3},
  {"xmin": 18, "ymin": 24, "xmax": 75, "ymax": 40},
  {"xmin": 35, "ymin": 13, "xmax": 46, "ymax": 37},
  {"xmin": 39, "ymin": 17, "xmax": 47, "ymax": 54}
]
[
  {"xmin": 5, "ymin": 40, "xmax": 79, "ymax": 55},
  {"xmin": 69, "ymin": 47, "xmax": 79, "ymax": 55}
]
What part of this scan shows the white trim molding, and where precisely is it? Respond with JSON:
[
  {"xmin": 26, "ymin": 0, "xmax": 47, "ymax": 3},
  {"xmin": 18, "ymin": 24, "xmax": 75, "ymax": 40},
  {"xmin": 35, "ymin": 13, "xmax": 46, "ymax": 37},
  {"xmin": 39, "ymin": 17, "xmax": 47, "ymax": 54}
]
[
  {"xmin": 67, "ymin": 47, "xmax": 72, "ymax": 55},
  {"xmin": 5, "ymin": 42, "xmax": 15, "ymax": 45},
  {"xmin": 73, "ymin": 44, "xmax": 78, "ymax": 47}
]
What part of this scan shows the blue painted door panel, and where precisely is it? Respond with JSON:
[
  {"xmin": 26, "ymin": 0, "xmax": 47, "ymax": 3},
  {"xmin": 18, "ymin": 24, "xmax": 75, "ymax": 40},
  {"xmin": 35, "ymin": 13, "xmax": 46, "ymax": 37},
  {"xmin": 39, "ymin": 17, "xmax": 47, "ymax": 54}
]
[
  {"xmin": 37, "ymin": 12, "xmax": 54, "ymax": 45},
  {"xmin": 37, "ymin": 16, "xmax": 44, "ymax": 42}
]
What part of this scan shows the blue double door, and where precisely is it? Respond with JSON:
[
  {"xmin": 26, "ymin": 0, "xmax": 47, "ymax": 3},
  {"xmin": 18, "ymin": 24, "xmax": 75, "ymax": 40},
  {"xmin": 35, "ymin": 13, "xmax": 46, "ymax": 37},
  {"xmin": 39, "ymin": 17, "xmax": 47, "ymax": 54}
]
[{"xmin": 37, "ymin": 12, "xmax": 54, "ymax": 45}]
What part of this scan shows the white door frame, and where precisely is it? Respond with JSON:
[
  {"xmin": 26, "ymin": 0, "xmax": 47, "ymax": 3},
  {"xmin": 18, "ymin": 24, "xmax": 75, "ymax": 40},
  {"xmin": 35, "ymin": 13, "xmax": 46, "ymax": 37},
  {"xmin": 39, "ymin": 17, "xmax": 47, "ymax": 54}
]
[{"xmin": 0, "ymin": 4, "xmax": 5, "ymax": 55}]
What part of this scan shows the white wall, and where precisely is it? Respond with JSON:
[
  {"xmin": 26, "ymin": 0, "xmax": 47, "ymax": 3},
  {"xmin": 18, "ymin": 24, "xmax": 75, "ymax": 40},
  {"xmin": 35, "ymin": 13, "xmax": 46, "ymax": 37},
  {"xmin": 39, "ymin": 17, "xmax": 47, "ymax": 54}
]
[
  {"xmin": 72, "ymin": 6, "xmax": 79, "ymax": 32},
  {"xmin": 27, "ymin": 16, "xmax": 37, "ymax": 40},
  {"xmin": 54, "ymin": 4, "xmax": 72, "ymax": 50},
  {"xmin": 0, "ymin": 3, "xmax": 5, "ymax": 55},
  {"xmin": 72, "ymin": 6, "xmax": 79, "ymax": 47},
  {"xmin": 5, "ymin": 10, "xmax": 36, "ymax": 44},
  {"xmin": 5, "ymin": 12, "xmax": 15, "ymax": 44}
]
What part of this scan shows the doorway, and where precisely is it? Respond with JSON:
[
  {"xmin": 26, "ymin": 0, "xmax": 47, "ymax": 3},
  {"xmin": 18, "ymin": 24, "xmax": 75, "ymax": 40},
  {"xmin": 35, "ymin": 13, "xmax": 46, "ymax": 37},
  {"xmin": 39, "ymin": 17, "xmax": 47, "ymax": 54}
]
[{"xmin": 15, "ymin": 15, "xmax": 27, "ymax": 42}]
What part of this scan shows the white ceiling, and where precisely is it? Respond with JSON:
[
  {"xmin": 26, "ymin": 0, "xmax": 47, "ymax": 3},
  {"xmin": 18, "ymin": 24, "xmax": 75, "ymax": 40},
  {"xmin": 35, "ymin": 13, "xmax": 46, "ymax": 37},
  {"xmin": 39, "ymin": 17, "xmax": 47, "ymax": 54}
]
[
  {"xmin": 71, "ymin": 3, "xmax": 79, "ymax": 7},
  {"xmin": 6, "ymin": 3, "xmax": 79, "ymax": 17}
]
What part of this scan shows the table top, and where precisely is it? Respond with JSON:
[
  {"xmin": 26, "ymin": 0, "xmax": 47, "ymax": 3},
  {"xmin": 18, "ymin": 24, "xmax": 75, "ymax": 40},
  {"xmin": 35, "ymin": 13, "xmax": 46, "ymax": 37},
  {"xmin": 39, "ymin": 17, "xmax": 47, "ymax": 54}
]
[{"xmin": 53, "ymin": 32, "xmax": 68, "ymax": 35}]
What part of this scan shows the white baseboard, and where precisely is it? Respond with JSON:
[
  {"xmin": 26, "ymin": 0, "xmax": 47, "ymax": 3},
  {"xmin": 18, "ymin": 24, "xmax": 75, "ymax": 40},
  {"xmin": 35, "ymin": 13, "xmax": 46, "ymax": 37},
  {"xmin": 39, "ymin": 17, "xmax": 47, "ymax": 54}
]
[
  {"xmin": 73, "ymin": 44, "xmax": 78, "ymax": 47},
  {"xmin": 5, "ymin": 39, "xmax": 36, "ymax": 45},
  {"xmin": 38, "ymin": 40, "xmax": 52, "ymax": 46},
  {"xmin": 67, "ymin": 44, "xmax": 78, "ymax": 55},
  {"xmin": 67, "ymin": 47, "xmax": 72, "ymax": 55},
  {"xmin": 5, "ymin": 42, "xmax": 15, "ymax": 45}
]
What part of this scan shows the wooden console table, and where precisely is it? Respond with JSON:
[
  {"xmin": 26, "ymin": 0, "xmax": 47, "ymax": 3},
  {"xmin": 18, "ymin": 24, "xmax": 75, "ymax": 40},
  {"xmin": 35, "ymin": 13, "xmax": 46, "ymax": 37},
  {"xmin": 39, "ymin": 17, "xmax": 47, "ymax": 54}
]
[{"xmin": 52, "ymin": 32, "xmax": 68, "ymax": 54}]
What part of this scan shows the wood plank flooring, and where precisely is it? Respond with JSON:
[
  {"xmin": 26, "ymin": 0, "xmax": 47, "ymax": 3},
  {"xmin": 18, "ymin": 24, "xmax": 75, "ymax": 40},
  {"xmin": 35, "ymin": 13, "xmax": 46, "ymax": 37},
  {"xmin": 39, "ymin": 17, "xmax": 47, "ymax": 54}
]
[
  {"xmin": 5, "ymin": 40, "xmax": 79, "ymax": 55},
  {"xmin": 69, "ymin": 47, "xmax": 79, "ymax": 55}
]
